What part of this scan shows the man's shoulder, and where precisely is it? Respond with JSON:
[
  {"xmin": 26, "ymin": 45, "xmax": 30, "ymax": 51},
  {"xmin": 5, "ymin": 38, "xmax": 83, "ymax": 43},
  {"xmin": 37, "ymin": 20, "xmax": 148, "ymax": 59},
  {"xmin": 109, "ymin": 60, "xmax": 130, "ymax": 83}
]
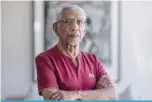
[
  {"xmin": 80, "ymin": 51, "xmax": 101, "ymax": 66},
  {"xmin": 80, "ymin": 51, "xmax": 97, "ymax": 60},
  {"xmin": 35, "ymin": 45, "xmax": 56, "ymax": 60}
]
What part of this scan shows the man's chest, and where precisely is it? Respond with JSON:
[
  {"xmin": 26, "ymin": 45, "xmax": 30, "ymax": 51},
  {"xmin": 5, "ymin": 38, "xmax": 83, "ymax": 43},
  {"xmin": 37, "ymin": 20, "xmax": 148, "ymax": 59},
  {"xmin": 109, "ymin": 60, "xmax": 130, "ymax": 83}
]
[{"xmin": 53, "ymin": 58, "xmax": 97, "ymax": 90}]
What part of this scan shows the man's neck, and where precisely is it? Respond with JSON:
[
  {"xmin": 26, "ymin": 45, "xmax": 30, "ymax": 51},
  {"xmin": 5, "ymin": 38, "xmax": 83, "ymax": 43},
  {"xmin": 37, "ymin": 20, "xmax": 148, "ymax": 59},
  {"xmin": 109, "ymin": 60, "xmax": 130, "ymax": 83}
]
[{"xmin": 57, "ymin": 41, "xmax": 79, "ymax": 59}]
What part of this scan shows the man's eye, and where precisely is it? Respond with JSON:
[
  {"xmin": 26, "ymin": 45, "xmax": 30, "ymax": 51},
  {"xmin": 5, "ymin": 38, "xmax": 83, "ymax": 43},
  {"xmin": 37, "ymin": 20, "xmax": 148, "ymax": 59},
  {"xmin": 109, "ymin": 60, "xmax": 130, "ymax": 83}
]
[
  {"xmin": 77, "ymin": 20, "xmax": 85, "ymax": 25},
  {"xmin": 77, "ymin": 20, "xmax": 82, "ymax": 24},
  {"xmin": 65, "ymin": 20, "xmax": 72, "ymax": 24}
]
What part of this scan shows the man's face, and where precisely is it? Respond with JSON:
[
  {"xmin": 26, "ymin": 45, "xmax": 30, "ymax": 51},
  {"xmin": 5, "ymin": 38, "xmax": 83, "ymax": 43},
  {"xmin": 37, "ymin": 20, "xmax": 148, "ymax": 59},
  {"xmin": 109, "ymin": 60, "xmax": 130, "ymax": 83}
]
[{"xmin": 53, "ymin": 8, "xmax": 86, "ymax": 46}]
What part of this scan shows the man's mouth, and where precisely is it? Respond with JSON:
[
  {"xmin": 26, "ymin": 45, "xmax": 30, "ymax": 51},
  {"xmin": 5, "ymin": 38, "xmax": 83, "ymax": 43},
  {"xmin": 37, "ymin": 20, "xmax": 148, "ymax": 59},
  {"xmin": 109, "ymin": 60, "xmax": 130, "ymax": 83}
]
[{"xmin": 68, "ymin": 34, "xmax": 80, "ymax": 38}]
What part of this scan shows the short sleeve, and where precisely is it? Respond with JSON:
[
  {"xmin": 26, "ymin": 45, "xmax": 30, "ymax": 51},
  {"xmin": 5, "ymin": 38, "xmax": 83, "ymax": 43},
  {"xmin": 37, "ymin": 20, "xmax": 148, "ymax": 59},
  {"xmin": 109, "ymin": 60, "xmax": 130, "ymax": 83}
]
[
  {"xmin": 35, "ymin": 54, "xmax": 59, "ymax": 95},
  {"xmin": 94, "ymin": 55, "xmax": 108, "ymax": 82}
]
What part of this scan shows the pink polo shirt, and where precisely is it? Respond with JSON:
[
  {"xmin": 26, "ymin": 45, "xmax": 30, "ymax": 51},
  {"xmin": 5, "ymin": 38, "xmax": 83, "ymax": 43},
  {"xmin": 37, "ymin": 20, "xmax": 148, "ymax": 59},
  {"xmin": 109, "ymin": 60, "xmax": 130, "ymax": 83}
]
[{"xmin": 35, "ymin": 44, "xmax": 108, "ymax": 95}]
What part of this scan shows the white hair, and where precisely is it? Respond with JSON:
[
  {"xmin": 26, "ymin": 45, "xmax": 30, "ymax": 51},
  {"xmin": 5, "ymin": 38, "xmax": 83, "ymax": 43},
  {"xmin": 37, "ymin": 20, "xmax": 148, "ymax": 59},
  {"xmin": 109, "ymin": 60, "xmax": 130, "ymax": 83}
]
[{"xmin": 54, "ymin": 3, "xmax": 86, "ymax": 22}]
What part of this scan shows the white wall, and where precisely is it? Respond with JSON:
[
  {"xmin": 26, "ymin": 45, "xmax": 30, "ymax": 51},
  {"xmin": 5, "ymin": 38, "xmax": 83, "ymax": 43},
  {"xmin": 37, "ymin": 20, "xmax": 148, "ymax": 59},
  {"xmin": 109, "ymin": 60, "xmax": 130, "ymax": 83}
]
[
  {"xmin": 117, "ymin": 1, "xmax": 152, "ymax": 99},
  {"xmin": 1, "ymin": 1, "xmax": 33, "ymax": 98}
]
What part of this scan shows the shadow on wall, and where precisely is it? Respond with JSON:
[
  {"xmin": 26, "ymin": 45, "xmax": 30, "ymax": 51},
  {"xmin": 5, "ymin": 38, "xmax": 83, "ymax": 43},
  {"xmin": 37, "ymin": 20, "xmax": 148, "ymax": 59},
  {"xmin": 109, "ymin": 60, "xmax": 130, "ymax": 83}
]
[{"xmin": 119, "ymin": 85, "xmax": 133, "ymax": 100}]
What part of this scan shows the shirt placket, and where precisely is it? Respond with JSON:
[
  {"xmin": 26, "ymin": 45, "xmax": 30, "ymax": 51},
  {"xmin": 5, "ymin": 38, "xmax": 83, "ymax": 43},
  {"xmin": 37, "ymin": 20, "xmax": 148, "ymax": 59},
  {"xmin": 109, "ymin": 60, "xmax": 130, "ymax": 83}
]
[{"xmin": 69, "ymin": 57, "xmax": 81, "ymax": 90}]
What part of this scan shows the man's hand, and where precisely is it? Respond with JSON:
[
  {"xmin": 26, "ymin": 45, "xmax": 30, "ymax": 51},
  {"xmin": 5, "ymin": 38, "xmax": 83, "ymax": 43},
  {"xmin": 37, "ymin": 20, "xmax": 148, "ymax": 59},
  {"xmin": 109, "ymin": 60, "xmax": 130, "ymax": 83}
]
[
  {"xmin": 42, "ymin": 88, "xmax": 80, "ymax": 100},
  {"xmin": 48, "ymin": 90, "xmax": 64, "ymax": 100},
  {"xmin": 95, "ymin": 75, "xmax": 116, "ymax": 89}
]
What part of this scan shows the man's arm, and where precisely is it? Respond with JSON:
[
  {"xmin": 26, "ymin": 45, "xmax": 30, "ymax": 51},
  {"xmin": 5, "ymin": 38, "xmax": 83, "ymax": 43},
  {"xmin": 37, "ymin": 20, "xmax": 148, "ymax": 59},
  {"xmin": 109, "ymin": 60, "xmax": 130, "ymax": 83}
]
[
  {"xmin": 42, "ymin": 74, "xmax": 118, "ymax": 100},
  {"xmin": 42, "ymin": 88, "xmax": 80, "ymax": 100},
  {"xmin": 77, "ymin": 75, "xmax": 118, "ymax": 100}
]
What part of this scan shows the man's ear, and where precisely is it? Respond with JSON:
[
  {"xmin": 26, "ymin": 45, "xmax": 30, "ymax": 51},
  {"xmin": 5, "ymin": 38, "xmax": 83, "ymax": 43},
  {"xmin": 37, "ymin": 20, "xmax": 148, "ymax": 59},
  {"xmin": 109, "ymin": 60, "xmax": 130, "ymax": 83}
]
[
  {"xmin": 84, "ymin": 29, "xmax": 86, "ymax": 33},
  {"xmin": 53, "ymin": 23, "xmax": 59, "ymax": 36}
]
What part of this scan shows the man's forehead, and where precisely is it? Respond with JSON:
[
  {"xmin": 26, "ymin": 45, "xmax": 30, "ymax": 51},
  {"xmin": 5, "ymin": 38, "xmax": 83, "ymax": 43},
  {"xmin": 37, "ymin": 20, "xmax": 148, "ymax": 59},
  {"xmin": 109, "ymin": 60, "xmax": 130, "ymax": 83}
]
[{"xmin": 60, "ymin": 8, "xmax": 86, "ymax": 20}]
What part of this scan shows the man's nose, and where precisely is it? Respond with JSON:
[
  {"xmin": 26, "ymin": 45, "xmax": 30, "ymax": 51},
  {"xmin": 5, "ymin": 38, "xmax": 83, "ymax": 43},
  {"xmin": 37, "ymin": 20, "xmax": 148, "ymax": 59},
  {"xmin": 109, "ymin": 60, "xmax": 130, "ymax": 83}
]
[{"xmin": 70, "ymin": 21, "xmax": 79, "ymax": 32}]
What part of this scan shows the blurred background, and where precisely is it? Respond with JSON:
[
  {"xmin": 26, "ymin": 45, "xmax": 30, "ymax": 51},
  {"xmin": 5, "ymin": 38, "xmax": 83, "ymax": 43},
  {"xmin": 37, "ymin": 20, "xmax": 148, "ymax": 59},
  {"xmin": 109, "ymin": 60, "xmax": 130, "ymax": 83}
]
[{"xmin": 1, "ymin": 1, "xmax": 152, "ymax": 100}]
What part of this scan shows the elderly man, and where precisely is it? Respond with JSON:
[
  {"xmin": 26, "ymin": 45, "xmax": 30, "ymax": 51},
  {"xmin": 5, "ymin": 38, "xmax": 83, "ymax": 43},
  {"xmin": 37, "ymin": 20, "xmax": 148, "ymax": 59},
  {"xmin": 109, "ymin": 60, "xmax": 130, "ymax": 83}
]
[{"xmin": 35, "ymin": 4, "xmax": 118, "ymax": 100}]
